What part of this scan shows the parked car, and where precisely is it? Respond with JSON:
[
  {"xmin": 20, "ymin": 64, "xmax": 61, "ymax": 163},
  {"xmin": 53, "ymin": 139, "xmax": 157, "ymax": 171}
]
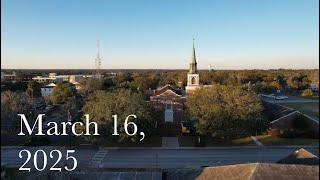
[{"xmin": 275, "ymin": 96, "xmax": 288, "ymax": 100}]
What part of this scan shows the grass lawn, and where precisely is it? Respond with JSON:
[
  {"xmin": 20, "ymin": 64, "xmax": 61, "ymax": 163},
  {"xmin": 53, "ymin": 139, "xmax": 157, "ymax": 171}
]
[
  {"xmin": 255, "ymin": 135, "xmax": 319, "ymax": 146},
  {"xmin": 179, "ymin": 136, "xmax": 256, "ymax": 147},
  {"xmin": 281, "ymin": 102, "xmax": 319, "ymax": 120}
]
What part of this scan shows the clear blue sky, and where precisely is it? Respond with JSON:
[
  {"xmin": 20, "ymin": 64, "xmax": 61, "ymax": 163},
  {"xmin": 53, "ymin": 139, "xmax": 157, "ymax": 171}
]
[{"xmin": 1, "ymin": 0, "xmax": 319, "ymax": 69}]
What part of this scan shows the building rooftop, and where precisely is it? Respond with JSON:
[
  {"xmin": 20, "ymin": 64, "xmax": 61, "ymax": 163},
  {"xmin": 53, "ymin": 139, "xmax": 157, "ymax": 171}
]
[
  {"xmin": 44, "ymin": 83, "xmax": 57, "ymax": 87},
  {"xmin": 277, "ymin": 148, "xmax": 319, "ymax": 165},
  {"xmin": 167, "ymin": 163, "xmax": 319, "ymax": 180}
]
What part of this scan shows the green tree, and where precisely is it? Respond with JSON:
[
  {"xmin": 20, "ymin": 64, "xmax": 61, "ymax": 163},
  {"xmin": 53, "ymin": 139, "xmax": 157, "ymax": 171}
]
[
  {"xmin": 132, "ymin": 75, "xmax": 159, "ymax": 91},
  {"xmin": 49, "ymin": 82, "xmax": 78, "ymax": 104},
  {"xmin": 82, "ymin": 89, "xmax": 156, "ymax": 143},
  {"xmin": 287, "ymin": 74, "xmax": 311, "ymax": 90},
  {"xmin": 113, "ymin": 73, "xmax": 133, "ymax": 85},
  {"xmin": 310, "ymin": 70, "xmax": 319, "ymax": 84},
  {"xmin": 1, "ymin": 81, "xmax": 28, "ymax": 92},
  {"xmin": 212, "ymin": 71, "xmax": 231, "ymax": 85},
  {"xmin": 276, "ymin": 75, "xmax": 287, "ymax": 89},
  {"xmin": 301, "ymin": 89, "xmax": 313, "ymax": 97},
  {"xmin": 269, "ymin": 81, "xmax": 281, "ymax": 90},
  {"xmin": 186, "ymin": 85, "xmax": 264, "ymax": 139},
  {"xmin": 26, "ymin": 81, "xmax": 41, "ymax": 98},
  {"xmin": 252, "ymin": 81, "xmax": 278, "ymax": 94},
  {"xmin": 1, "ymin": 91, "xmax": 32, "ymax": 131},
  {"xmin": 158, "ymin": 73, "xmax": 178, "ymax": 87},
  {"xmin": 79, "ymin": 78, "xmax": 105, "ymax": 96}
]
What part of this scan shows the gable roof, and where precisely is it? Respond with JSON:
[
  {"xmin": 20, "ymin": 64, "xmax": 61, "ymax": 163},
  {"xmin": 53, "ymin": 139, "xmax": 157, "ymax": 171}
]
[
  {"xmin": 167, "ymin": 163, "xmax": 319, "ymax": 180},
  {"xmin": 200, "ymin": 163, "xmax": 319, "ymax": 180},
  {"xmin": 43, "ymin": 83, "xmax": 56, "ymax": 88},
  {"xmin": 155, "ymin": 84, "xmax": 173, "ymax": 94},
  {"xmin": 155, "ymin": 89, "xmax": 182, "ymax": 98},
  {"xmin": 277, "ymin": 148, "xmax": 319, "ymax": 165},
  {"xmin": 155, "ymin": 84, "xmax": 184, "ymax": 96},
  {"xmin": 261, "ymin": 101, "xmax": 295, "ymax": 121}
]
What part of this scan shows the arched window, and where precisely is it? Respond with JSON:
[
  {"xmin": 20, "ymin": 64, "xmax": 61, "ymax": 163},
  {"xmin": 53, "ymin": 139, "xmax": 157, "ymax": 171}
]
[{"xmin": 191, "ymin": 77, "xmax": 196, "ymax": 85}]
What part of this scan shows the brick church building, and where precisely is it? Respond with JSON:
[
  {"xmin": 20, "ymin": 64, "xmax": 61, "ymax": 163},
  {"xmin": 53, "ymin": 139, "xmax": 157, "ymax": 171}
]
[
  {"xmin": 147, "ymin": 41, "xmax": 200, "ymax": 135},
  {"xmin": 149, "ymin": 84, "xmax": 186, "ymax": 123}
]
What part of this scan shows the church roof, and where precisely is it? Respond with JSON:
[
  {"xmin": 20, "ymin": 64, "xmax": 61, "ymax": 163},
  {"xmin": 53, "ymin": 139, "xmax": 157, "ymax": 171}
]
[
  {"xmin": 155, "ymin": 84, "xmax": 184, "ymax": 96},
  {"xmin": 155, "ymin": 89, "xmax": 182, "ymax": 98}
]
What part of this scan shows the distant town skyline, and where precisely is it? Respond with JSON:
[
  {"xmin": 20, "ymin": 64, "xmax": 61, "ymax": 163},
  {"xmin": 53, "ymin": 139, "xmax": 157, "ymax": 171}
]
[{"xmin": 1, "ymin": 0, "xmax": 319, "ymax": 69}]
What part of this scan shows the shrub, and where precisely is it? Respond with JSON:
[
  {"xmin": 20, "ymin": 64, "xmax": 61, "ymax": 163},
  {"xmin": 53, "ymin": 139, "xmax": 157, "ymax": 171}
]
[{"xmin": 301, "ymin": 89, "xmax": 313, "ymax": 97}]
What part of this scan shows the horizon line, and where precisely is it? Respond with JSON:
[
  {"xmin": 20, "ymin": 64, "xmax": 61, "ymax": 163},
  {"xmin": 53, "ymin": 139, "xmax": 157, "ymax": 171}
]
[{"xmin": 1, "ymin": 68, "xmax": 319, "ymax": 71}]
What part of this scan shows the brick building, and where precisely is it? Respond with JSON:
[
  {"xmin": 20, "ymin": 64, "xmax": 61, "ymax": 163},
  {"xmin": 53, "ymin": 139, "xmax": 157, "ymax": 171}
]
[{"xmin": 148, "ymin": 84, "xmax": 186, "ymax": 124}]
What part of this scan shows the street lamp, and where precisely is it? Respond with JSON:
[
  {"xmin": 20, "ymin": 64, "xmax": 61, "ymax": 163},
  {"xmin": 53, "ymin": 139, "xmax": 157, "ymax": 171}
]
[{"xmin": 68, "ymin": 110, "xmax": 72, "ymax": 148}]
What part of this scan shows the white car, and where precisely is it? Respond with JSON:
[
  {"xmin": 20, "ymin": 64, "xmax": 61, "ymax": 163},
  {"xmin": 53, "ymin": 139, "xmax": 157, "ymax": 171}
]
[{"xmin": 275, "ymin": 96, "xmax": 288, "ymax": 100}]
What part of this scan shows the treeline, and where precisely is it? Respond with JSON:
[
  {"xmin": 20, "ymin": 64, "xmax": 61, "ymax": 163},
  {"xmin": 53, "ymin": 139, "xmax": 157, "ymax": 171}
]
[
  {"xmin": 2, "ymin": 69, "xmax": 318, "ymax": 95},
  {"xmin": 80, "ymin": 69, "xmax": 319, "ymax": 95},
  {"xmin": 1, "ymin": 69, "xmax": 318, "ymax": 143}
]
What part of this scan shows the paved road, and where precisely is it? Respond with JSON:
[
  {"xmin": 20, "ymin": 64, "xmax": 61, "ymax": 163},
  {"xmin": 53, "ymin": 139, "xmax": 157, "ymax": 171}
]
[
  {"xmin": 1, "ymin": 146, "xmax": 318, "ymax": 169},
  {"xmin": 99, "ymin": 147, "xmax": 319, "ymax": 168},
  {"xmin": 261, "ymin": 95, "xmax": 319, "ymax": 104}
]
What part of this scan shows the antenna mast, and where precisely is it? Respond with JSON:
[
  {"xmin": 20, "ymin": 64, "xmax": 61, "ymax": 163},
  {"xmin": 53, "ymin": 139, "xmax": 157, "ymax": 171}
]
[{"xmin": 95, "ymin": 40, "xmax": 102, "ymax": 79}]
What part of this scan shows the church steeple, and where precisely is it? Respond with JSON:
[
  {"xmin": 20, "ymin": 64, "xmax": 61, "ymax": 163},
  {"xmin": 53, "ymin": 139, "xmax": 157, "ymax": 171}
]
[
  {"xmin": 186, "ymin": 39, "xmax": 200, "ymax": 94},
  {"xmin": 189, "ymin": 39, "xmax": 197, "ymax": 74}
]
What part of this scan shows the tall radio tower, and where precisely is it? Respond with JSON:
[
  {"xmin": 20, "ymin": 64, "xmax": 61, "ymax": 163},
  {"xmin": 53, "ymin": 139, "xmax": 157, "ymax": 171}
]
[{"xmin": 95, "ymin": 40, "xmax": 102, "ymax": 79}]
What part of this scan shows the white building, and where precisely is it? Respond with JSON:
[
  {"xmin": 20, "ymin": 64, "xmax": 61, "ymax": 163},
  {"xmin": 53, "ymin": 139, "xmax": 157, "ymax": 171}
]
[
  {"xmin": 55, "ymin": 75, "xmax": 70, "ymax": 83},
  {"xmin": 33, "ymin": 73, "xmax": 91, "ymax": 85},
  {"xmin": 32, "ymin": 76, "xmax": 55, "ymax": 83},
  {"xmin": 41, "ymin": 83, "xmax": 56, "ymax": 97},
  {"xmin": 48, "ymin": 73, "xmax": 57, "ymax": 78},
  {"xmin": 69, "ymin": 75, "xmax": 84, "ymax": 83}
]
